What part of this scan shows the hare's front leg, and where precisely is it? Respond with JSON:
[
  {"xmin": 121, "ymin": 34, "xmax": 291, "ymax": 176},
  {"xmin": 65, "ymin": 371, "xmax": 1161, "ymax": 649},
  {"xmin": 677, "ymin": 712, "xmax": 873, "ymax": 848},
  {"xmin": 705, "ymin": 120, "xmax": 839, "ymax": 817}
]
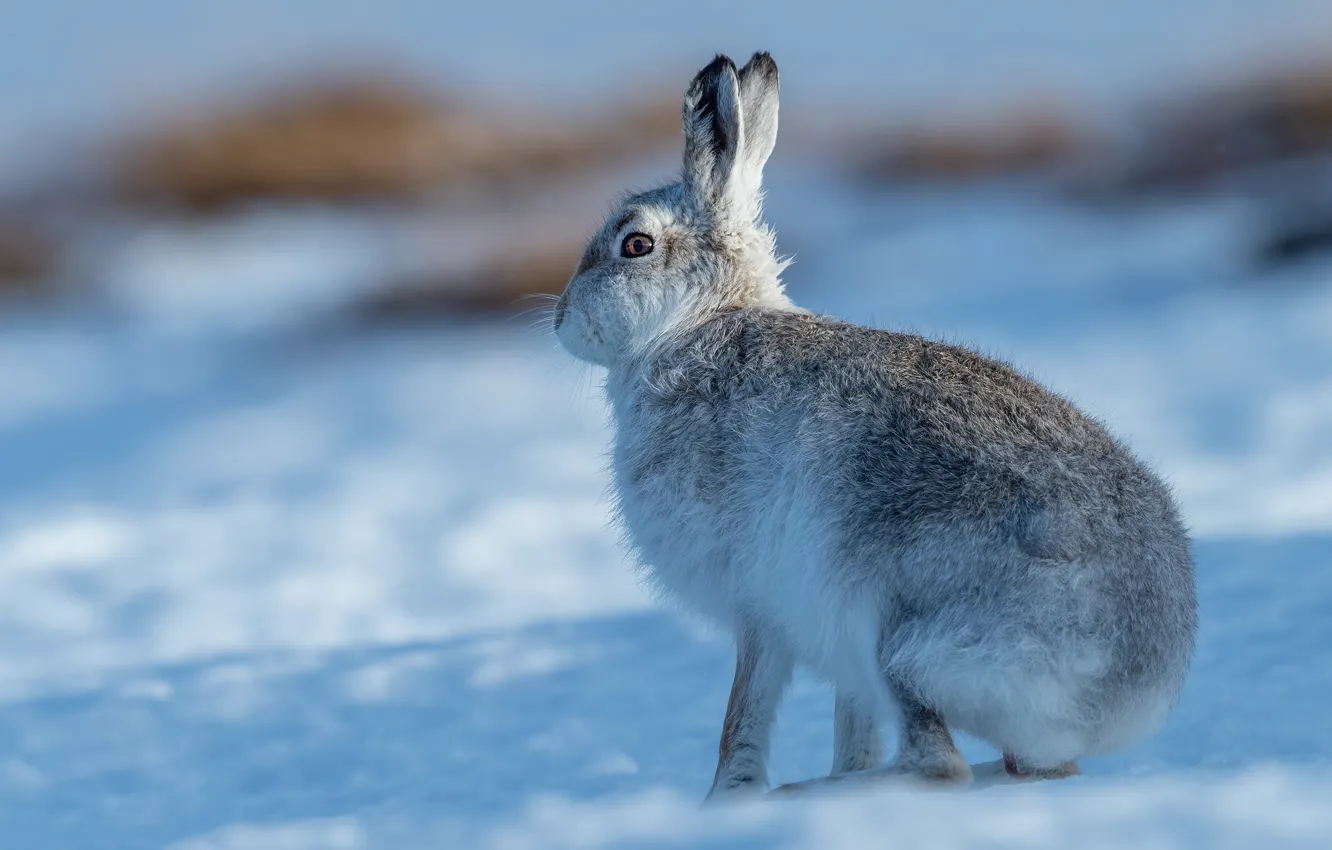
[
  {"xmin": 704, "ymin": 628, "xmax": 793, "ymax": 803},
  {"xmin": 831, "ymin": 689, "xmax": 882, "ymax": 775}
]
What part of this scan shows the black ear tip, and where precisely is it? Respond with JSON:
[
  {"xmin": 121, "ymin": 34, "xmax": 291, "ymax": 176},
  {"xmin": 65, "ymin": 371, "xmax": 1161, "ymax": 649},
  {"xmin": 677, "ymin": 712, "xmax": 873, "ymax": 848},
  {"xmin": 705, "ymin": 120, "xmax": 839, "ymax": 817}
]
[
  {"xmin": 687, "ymin": 54, "xmax": 738, "ymax": 99},
  {"xmin": 743, "ymin": 51, "xmax": 779, "ymax": 80},
  {"xmin": 702, "ymin": 54, "xmax": 737, "ymax": 76}
]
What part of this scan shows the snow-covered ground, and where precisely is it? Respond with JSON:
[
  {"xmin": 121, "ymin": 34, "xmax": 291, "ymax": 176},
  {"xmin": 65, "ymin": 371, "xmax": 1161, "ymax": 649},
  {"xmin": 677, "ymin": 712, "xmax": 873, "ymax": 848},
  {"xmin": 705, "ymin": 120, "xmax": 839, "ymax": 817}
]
[{"xmin": 1, "ymin": 164, "xmax": 1330, "ymax": 848}]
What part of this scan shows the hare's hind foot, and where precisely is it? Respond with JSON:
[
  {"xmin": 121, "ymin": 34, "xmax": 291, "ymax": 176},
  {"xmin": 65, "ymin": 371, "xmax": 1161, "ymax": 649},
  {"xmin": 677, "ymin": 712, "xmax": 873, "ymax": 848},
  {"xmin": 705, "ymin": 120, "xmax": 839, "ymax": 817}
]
[
  {"xmin": 970, "ymin": 755, "xmax": 1081, "ymax": 789},
  {"xmin": 771, "ymin": 697, "xmax": 971, "ymax": 797},
  {"xmin": 768, "ymin": 758, "xmax": 972, "ymax": 798},
  {"xmin": 702, "ymin": 777, "xmax": 766, "ymax": 806},
  {"xmin": 1003, "ymin": 752, "xmax": 1081, "ymax": 781}
]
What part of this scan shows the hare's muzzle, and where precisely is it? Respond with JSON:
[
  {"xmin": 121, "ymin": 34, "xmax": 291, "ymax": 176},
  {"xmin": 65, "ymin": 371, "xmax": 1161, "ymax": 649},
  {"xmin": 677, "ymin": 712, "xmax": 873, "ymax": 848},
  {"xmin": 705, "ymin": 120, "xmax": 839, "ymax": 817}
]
[{"xmin": 553, "ymin": 293, "xmax": 569, "ymax": 330}]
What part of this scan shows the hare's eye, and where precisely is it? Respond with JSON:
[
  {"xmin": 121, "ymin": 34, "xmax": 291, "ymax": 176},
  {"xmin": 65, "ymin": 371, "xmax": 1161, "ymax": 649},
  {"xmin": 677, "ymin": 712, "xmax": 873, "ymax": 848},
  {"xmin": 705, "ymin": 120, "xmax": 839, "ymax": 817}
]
[{"xmin": 621, "ymin": 233, "xmax": 655, "ymax": 258}]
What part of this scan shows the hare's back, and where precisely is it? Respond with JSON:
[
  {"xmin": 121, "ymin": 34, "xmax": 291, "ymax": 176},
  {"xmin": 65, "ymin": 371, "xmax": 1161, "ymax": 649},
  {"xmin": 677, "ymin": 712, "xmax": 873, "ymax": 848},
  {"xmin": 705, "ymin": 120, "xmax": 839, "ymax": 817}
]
[
  {"xmin": 725, "ymin": 310, "xmax": 1130, "ymax": 475},
  {"xmin": 715, "ymin": 310, "xmax": 1184, "ymax": 561}
]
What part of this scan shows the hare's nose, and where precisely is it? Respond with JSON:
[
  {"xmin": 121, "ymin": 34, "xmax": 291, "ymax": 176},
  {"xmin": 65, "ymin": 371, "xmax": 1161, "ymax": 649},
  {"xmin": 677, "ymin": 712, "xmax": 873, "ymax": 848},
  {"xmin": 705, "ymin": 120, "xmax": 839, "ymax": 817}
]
[{"xmin": 553, "ymin": 294, "xmax": 568, "ymax": 329}]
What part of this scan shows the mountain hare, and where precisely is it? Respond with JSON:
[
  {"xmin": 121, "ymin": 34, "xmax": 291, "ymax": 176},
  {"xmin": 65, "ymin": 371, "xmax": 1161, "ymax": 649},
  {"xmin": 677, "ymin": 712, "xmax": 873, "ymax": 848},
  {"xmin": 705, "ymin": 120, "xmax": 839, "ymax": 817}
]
[{"xmin": 554, "ymin": 52, "xmax": 1197, "ymax": 799}]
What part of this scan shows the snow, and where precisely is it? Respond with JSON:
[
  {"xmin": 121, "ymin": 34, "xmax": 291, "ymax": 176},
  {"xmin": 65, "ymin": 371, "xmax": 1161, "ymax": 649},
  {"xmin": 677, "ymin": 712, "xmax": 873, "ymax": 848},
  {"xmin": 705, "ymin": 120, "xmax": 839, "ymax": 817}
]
[
  {"xmin": 1, "ymin": 165, "xmax": 1330, "ymax": 848},
  {"xmin": 177, "ymin": 770, "xmax": 1332, "ymax": 849}
]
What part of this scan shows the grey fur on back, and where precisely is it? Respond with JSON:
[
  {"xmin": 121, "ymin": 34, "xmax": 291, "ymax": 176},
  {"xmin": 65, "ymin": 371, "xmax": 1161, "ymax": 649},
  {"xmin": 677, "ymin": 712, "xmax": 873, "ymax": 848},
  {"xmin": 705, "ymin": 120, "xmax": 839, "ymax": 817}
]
[{"xmin": 555, "ymin": 52, "xmax": 1196, "ymax": 794}]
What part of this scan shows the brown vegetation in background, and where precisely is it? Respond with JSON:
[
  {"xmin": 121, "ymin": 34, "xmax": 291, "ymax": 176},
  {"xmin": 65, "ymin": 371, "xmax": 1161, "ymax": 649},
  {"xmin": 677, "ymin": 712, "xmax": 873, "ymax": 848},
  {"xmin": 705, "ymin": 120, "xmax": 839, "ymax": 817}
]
[
  {"xmin": 118, "ymin": 73, "xmax": 679, "ymax": 213},
  {"xmin": 343, "ymin": 165, "xmax": 640, "ymax": 325},
  {"xmin": 1110, "ymin": 63, "xmax": 1332, "ymax": 194},
  {"xmin": 7, "ymin": 60, "xmax": 1332, "ymax": 319},
  {"xmin": 356, "ymin": 251, "xmax": 576, "ymax": 321},
  {"xmin": 0, "ymin": 215, "xmax": 57, "ymax": 295},
  {"xmin": 108, "ymin": 60, "xmax": 1332, "ymax": 211},
  {"xmin": 859, "ymin": 107, "xmax": 1091, "ymax": 182},
  {"xmin": 854, "ymin": 62, "xmax": 1332, "ymax": 193}
]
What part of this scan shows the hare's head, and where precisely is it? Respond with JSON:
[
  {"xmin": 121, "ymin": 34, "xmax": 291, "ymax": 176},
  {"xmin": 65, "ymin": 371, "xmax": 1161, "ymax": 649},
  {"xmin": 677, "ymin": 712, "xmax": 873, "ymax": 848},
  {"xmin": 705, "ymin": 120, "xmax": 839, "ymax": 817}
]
[{"xmin": 555, "ymin": 52, "xmax": 792, "ymax": 368}]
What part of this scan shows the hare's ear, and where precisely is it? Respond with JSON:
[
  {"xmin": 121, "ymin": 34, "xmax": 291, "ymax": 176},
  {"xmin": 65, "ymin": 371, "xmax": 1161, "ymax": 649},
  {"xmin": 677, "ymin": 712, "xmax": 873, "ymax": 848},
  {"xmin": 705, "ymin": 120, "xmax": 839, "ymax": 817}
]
[
  {"xmin": 736, "ymin": 52, "xmax": 779, "ymax": 184},
  {"xmin": 681, "ymin": 55, "xmax": 744, "ymax": 210}
]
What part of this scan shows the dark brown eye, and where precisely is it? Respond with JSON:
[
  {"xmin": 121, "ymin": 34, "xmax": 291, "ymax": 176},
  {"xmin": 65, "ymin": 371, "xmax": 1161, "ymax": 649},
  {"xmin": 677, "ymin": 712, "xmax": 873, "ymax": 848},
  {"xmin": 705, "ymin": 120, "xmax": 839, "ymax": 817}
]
[{"xmin": 621, "ymin": 233, "xmax": 655, "ymax": 258}]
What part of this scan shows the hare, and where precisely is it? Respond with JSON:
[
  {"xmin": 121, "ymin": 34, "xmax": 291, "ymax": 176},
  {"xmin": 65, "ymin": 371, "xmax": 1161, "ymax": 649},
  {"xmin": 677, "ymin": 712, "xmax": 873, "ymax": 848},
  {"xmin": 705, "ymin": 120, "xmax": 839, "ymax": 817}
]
[{"xmin": 554, "ymin": 52, "xmax": 1197, "ymax": 800}]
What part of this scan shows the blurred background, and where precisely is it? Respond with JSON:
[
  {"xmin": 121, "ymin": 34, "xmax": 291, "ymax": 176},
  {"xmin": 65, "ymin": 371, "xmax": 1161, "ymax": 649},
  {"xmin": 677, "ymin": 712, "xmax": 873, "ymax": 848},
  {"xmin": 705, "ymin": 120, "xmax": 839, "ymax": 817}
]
[{"xmin": 3, "ymin": 2, "xmax": 1332, "ymax": 848}]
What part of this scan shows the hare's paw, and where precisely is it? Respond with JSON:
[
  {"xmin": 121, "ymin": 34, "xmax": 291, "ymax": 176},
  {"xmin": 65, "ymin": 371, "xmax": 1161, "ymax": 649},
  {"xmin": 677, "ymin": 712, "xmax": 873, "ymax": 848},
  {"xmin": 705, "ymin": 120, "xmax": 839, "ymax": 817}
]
[
  {"xmin": 970, "ymin": 755, "xmax": 1081, "ymax": 790},
  {"xmin": 703, "ymin": 776, "xmax": 767, "ymax": 806},
  {"xmin": 769, "ymin": 762, "xmax": 972, "ymax": 799},
  {"xmin": 768, "ymin": 775, "xmax": 837, "ymax": 797},
  {"xmin": 896, "ymin": 749, "xmax": 974, "ymax": 785}
]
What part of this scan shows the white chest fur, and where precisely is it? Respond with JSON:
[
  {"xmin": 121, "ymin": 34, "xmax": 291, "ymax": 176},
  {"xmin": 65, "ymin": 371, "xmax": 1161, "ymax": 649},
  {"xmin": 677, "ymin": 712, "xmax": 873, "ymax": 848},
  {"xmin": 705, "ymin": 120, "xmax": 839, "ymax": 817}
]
[{"xmin": 608, "ymin": 382, "xmax": 887, "ymax": 701}]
